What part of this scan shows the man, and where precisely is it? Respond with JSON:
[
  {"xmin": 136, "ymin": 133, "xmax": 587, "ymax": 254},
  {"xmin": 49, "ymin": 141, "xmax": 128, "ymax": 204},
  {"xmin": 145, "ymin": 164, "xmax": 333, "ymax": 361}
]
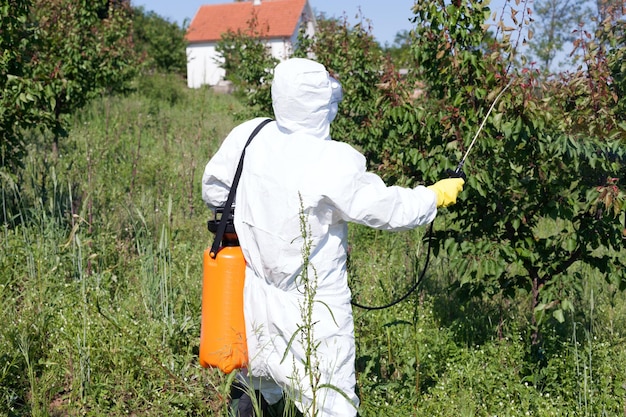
[{"xmin": 202, "ymin": 57, "xmax": 464, "ymax": 417}]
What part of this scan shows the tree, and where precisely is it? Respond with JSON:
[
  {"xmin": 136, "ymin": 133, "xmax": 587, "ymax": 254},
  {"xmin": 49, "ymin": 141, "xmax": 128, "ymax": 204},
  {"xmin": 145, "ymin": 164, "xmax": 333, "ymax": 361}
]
[
  {"xmin": 294, "ymin": 13, "xmax": 404, "ymax": 176},
  {"xmin": 0, "ymin": 0, "xmax": 52, "ymax": 172},
  {"xmin": 132, "ymin": 7, "xmax": 187, "ymax": 77},
  {"xmin": 30, "ymin": 0, "xmax": 138, "ymax": 154},
  {"xmin": 594, "ymin": 0, "xmax": 625, "ymax": 24},
  {"xmin": 383, "ymin": 30, "xmax": 414, "ymax": 69},
  {"xmin": 526, "ymin": 0, "xmax": 625, "ymax": 73},
  {"xmin": 2, "ymin": 0, "xmax": 138, "ymax": 176},
  {"xmin": 527, "ymin": 0, "xmax": 587, "ymax": 72},
  {"xmin": 215, "ymin": 10, "xmax": 277, "ymax": 115},
  {"xmin": 388, "ymin": 0, "xmax": 625, "ymax": 351},
  {"xmin": 605, "ymin": 19, "xmax": 625, "ymax": 119}
]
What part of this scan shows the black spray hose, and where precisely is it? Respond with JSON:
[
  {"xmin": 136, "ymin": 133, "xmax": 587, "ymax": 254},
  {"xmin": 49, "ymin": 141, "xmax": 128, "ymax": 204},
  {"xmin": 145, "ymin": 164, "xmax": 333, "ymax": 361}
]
[
  {"xmin": 351, "ymin": 167, "xmax": 466, "ymax": 311},
  {"xmin": 351, "ymin": 81, "xmax": 513, "ymax": 311},
  {"xmin": 351, "ymin": 222, "xmax": 434, "ymax": 311}
]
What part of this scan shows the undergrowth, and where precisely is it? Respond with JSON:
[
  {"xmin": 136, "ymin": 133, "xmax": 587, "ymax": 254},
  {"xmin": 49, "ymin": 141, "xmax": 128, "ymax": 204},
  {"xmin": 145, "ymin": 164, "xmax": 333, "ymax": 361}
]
[{"xmin": 1, "ymin": 75, "xmax": 625, "ymax": 416}]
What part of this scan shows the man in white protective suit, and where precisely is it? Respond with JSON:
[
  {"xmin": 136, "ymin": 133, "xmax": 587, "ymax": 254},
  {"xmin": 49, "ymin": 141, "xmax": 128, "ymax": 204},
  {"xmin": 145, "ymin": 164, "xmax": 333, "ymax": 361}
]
[{"xmin": 201, "ymin": 57, "xmax": 464, "ymax": 417}]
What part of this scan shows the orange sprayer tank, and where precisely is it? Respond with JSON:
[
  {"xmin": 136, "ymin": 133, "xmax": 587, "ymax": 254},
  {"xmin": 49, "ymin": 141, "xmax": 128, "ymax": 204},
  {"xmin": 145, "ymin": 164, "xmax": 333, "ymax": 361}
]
[
  {"xmin": 199, "ymin": 229, "xmax": 248, "ymax": 373},
  {"xmin": 199, "ymin": 120, "xmax": 272, "ymax": 373}
]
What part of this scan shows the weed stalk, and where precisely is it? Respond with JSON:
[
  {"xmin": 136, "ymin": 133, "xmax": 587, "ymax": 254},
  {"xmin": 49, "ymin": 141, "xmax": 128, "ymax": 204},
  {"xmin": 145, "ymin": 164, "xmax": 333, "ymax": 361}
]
[{"xmin": 293, "ymin": 193, "xmax": 321, "ymax": 417}]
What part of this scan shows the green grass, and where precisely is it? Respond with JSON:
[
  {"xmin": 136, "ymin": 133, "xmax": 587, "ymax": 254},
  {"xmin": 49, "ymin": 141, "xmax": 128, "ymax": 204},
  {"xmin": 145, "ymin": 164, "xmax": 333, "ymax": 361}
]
[
  {"xmin": 1, "ymin": 75, "xmax": 625, "ymax": 416},
  {"xmin": 349, "ymin": 224, "xmax": 626, "ymax": 416}
]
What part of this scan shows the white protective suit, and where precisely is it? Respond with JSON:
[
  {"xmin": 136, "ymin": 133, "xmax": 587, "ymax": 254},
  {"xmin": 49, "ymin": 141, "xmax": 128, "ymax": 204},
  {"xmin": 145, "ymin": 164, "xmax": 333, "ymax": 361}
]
[{"xmin": 201, "ymin": 58, "xmax": 438, "ymax": 417}]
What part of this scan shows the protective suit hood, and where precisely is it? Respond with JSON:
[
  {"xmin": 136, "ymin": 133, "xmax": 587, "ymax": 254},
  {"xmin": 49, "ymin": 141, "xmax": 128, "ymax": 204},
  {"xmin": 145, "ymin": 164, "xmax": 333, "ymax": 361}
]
[{"xmin": 271, "ymin": 58, "xmax": 342, "ymax": 139}]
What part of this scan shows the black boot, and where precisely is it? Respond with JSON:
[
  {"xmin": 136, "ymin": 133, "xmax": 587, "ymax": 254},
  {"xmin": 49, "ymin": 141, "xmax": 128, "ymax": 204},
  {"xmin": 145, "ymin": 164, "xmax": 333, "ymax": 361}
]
[{"xmin": 229, "ymin": 381, "xmax": 271, "ymax": 417}]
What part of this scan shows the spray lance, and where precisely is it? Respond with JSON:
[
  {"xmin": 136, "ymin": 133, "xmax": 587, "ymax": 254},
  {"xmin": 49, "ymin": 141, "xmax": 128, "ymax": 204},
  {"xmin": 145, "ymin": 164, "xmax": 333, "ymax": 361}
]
[
  {"xmin": 448, "ymin": 80, "xmax": 513, "ymax": 179},
  {"xmin": 351, "ymin": 80, "xmax": 513, "ymax": 311}
]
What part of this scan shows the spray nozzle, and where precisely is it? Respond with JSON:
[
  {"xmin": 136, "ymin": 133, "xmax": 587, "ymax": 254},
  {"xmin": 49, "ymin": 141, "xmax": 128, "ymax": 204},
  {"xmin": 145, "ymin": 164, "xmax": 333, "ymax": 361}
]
[{"xmin": 446, "ymin": 165, "xmax": 466, "ymax": 180}]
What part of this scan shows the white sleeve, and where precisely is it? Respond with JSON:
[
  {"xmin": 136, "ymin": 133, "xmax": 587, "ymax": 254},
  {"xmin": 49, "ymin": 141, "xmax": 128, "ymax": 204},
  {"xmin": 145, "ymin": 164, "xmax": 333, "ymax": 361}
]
[
  {"xmin": 319, "ymin": 143, "xmax": 438, "ymax": 230},
  {"xmin": 340, "ymin": 172, "xmax": 437, "ymax": 230}
]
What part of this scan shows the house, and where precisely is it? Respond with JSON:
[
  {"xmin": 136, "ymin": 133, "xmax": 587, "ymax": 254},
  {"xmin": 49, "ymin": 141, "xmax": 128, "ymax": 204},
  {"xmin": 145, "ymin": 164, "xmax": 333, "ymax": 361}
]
[{"xmin": 185, "ymin": 0, "xmax": 316, "ymax": 89}]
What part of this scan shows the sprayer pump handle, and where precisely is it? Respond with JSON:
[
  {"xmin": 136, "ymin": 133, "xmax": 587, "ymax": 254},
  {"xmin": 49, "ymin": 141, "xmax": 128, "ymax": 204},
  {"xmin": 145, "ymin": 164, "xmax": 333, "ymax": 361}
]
[{"xmin": 446, "ymin": 168, "xmax": 467, "ymax": 180}]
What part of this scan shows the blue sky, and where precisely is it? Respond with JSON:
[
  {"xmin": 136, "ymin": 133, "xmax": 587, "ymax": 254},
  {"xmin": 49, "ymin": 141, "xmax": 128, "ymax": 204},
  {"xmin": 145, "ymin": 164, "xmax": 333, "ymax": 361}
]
[{"xmin": 132, "ymin": 0, "xmax": 509, "ymax": 46}]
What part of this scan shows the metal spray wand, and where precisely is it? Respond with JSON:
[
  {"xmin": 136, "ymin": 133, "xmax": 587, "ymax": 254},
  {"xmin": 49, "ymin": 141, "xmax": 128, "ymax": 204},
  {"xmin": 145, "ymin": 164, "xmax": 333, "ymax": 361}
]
[{"xmin": 452, "ymin": 80, "xmax": 513, "ymax": 177}]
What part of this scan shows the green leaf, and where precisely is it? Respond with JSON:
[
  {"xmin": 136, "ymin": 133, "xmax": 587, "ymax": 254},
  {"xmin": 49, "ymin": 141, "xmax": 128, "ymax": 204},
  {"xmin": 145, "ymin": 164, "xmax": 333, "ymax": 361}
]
[
  {"xmin": 552, "ymin": 309, "xmax": 565, "ymax": 323},
  {"xmin": 562, "ymin": 236, "xmax": 577, "ymax": 252},
  {"xmin": 561, "ymin": 298, "xmax": 574, "ymax": 313}
]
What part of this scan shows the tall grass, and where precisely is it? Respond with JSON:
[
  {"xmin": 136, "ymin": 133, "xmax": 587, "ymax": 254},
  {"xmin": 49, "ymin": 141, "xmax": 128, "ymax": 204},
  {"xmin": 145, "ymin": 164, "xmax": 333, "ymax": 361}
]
[
  {"xmin": 1, "ymin": 74, "xmax": 625, "ymax": 416},
  {"xmin": 350, "ymin": 223, "xmax": 626, "ymax": 416},
  {"xmin": 1, "ymin": 76, "xmax": 243, "ymax": 416}
]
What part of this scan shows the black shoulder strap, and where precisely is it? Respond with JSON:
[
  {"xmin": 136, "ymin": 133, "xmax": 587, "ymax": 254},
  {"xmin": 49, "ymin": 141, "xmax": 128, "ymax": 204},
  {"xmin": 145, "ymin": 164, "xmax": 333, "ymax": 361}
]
[{"xmin": 209, "ymin": 118, "xmax": 273, "ymax": 258}]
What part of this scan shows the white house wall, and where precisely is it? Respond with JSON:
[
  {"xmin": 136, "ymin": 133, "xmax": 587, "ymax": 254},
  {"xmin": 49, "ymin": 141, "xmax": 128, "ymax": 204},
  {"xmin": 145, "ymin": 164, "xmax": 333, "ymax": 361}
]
[
  {"xmin": 187, "ymin": 39, "xmax": 293, "ymax": 89},
  {"xmin": 186, "ymin": 42, "xmax": 225, "ymax": 89},
  {"xmin": 268, "ymin": 38, "xmax": 292, "ymax": 62},
  {"xmin": 186, "ymin": 1, "xmax": 317, "ymax": 89}
]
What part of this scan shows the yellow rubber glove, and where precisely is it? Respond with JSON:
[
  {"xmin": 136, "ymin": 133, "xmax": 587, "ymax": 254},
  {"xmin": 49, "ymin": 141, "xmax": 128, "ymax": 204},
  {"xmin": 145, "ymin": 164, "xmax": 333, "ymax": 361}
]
[{"xmin": 427, "ymin": 178, "xmax": 465, "ymax": 208}]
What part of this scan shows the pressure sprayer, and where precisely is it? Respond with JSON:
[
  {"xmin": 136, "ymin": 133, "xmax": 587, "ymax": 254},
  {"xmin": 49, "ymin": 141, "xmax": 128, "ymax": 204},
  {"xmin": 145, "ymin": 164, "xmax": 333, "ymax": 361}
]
[
  {"xmin": 352, "ymin": 81, "xmax": 513, "ymax": 311},
  {"xmin": 199, "ymin": 119, "xmax": 272, "ymax": 373}
]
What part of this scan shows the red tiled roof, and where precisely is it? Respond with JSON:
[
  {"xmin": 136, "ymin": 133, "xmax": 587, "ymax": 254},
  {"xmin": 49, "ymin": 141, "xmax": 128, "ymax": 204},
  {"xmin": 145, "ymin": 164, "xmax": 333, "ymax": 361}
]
[{"xmin": 186, "ymin": 0, "xmax": 308, "ymax": 43}]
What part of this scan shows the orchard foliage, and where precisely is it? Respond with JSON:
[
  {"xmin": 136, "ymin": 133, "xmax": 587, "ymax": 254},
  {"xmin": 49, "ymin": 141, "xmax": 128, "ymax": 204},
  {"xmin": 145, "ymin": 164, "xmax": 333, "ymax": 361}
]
[
  {"xmin": 0, "ymin": 0, "xmax": 50, "ymax": 171},
  {"xmin": 215, "ymin": 11, "xmax": 278, "ymax": 115},
  {"xmin": 405, "ymin": 0, "xmax": 625, "ymax": 343},
  {"xmin": 31, "ymin": 0, "xmax": 137, "ymax": 151},
  {"xmin": 299, "ymin": 1, "xmax": 625, "ymax": 344},
  {"xmin": 294, "ymin": 14, "xmax": 420, "ymax": 184},
  {"xmin": 132, "ymin": 7, "xmax": 187, "ymax": 77},
  {"xmin": 218, "ymin": 2, "xmax": 625, "ymax": 343},
  {"xmin": 0, "ymin": 0, "xmax": 138, "ymax": 168}
]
